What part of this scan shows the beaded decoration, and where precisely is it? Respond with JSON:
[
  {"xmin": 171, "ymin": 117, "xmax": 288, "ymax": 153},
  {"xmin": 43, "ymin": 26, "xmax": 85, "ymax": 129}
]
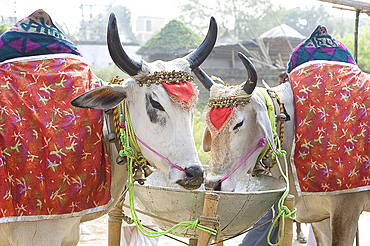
[
  {"xmin": 136, "ymin": 70, "xmax": 194, "ymax": 87},
  {"xmin": 208, "ymin": 95, "xmax": 252, "ymax": 108},
  {"xmin": 206, "ymin": 94, "xmax": 253, "ymax": 137}
]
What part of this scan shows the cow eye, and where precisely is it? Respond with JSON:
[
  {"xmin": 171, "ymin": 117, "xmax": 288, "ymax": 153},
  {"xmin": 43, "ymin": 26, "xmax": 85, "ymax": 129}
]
[
  {"xmin": 149, "ymin": 96, "xmax": 165, "ymax": 111},
  {"xmin": 233, "ymin": 120, "xmax": 244, "ymax": 131}
]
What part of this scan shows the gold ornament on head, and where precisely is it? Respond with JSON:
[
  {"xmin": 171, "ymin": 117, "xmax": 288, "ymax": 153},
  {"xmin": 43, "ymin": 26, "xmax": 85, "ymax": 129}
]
[
  {"xmin": 208, "ymin": 95, "xmax": 252, "ymax": 108},
  {"xmin": 137, "ymin": 70, "xmax": 194, "ymax": 87}
]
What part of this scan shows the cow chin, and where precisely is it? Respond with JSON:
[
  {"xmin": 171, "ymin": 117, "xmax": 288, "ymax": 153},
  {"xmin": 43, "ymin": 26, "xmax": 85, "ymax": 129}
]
[
  {"xmin": 169, "ymin": 165, "xmax": 204, "ymax": 190},
  {"xmin": 205, "ymin": 176, "xmax": 236, "ymax": 192}
]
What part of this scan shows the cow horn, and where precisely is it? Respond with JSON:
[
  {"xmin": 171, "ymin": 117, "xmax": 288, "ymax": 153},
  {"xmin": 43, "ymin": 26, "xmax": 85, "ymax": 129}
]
[
  {"xmin": 185, "ymin": 17, "xmax": 217, "ymax": 70},
  {"xmin": 238, "ymin": 52, "xmax": 257, "ymax": 94},
  {"xmin": 193, "ymin": 67, "xmax": 214, "ymax": 91},
  {"xmin": 107, "ymin": 12, "xmax": 142, "ymax": 76}
]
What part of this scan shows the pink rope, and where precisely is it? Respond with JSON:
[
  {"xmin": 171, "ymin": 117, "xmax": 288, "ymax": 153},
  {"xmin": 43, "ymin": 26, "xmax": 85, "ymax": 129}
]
[
  {"xmin": 135, "ymin": 136, "xmax": 189, "ymax": 174},
  {"xmin": 219, "ymin": 138, "xmax": 266, "ymax": 183}
]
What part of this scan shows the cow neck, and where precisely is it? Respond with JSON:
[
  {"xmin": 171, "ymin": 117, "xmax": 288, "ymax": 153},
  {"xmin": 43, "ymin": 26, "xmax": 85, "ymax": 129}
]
[
  {"xmin": 117, "ymin": 101, "xmax": 217, "ymax": 239},
  {"xmin": 255, "ymin": 87, "xmax": 286, "ymax": 168},
  {"xmin": 219, "ymin": 138, "xmax": 267, "ymax": 183}
]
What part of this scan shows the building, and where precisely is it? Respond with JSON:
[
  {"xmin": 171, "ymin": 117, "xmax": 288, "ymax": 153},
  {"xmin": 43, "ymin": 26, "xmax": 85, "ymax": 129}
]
[
  {"xmin": 135, "ymin": 16, "xmax": 165, "ymax": 44},
  {"xmin": 74, "ymin": 42, "xmax": 140, "ymax": 67},
  {"xmin": 198, "ymin": 24, "xmax": 306, "ymax": 89}
]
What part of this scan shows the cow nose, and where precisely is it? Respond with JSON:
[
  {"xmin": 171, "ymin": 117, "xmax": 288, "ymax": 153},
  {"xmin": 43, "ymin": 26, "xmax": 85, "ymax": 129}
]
[
  {"xmin": 185, "ymin": 165, "xmax": 203, "ymax": 178},
  {"xmin": 176, "ymin": 165, "xmax": 204, "ymax": 190},
  {"xmin": 205, "ymin": 180, "xmax": 221, "ymax": 191}
]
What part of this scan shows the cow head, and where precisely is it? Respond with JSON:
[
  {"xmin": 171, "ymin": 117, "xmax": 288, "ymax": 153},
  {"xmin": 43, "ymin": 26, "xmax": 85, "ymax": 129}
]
[
  {"xmin": 71, "ymin": 13, "xmax": 218, "ymax": 190},
  {"xmin": 195, "ymin": 52, "xmax": 274, "ymax": 191}
]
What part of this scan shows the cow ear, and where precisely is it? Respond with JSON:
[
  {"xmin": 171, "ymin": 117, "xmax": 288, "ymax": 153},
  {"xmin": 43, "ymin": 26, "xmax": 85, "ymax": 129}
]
[
  {"xmin": 256, "ymin": 105, "xmax": 275, "ymax": 152},
  {"xmin": 71, "ymin": 85, "xmax": 127, "ymax": 110},
  {"xmin": 202, "ymin": 127, "xmax": 212, "ymax": 152}
]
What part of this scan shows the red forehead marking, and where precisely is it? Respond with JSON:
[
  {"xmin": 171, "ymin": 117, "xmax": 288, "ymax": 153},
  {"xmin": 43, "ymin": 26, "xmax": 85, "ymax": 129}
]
[
  {"xmin": 162, "ymin": 81, "xmax": 194, "ymax": 105},
  {"xmin": 209, "ymin": 106, "xmax": 234, "ymax": 130}
]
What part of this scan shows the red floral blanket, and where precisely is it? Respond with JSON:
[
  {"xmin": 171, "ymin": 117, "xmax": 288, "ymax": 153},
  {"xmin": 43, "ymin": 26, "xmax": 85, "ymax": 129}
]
[
  {"xmin": 290, "ymin": 61, "xmax": 370, "ymax": 195},
  {"xmin": 0, "ymin": 56, "xmax": 111, "ymax": 222}
]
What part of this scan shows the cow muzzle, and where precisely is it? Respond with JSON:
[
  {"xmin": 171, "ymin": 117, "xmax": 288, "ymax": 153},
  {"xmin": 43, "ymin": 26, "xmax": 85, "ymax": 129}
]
[
  {"xmin": 170, "ymin": 165, "xmax": 204, "ymax": 190},
  {"xmin": 205, "ymin": 180, "xmax": 222, "ymax": 191}
]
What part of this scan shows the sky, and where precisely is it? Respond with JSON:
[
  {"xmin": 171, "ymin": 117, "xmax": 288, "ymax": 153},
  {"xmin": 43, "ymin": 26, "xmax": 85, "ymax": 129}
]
[{"xmin": 1, "ymin": 0, "xmax": 369, "ymax": 33}]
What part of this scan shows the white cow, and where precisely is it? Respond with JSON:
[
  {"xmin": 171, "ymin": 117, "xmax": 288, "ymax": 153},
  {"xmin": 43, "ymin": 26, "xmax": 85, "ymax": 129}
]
[
  {"xmin": 195, "ymin": 52, "xmax": 370, "ymax": 246},
  {"xmin": 0, "ymin": 13, "xmax": 217, "ymax": 245}
]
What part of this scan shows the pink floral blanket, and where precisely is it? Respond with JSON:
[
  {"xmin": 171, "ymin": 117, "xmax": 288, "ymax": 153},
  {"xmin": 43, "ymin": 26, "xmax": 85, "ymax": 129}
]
[
  {"xmin": 290, "ymin": 61, "xmax": 370, "ymax": 195},
  {"xmin": 0, "ymin": 9, "xmax": 111, "ymax": 223}
]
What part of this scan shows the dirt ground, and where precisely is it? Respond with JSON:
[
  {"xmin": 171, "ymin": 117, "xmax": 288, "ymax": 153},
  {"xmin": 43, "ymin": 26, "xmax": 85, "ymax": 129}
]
[{"xmin": 78, "ymin": 212, "xmax": 370, "ymax": 245}]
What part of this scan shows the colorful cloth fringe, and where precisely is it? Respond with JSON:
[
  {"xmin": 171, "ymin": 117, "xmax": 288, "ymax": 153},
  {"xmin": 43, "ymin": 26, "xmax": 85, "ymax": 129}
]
[
  {"xmin": 0, "ymin": 9, "xmax": 81, "ymax": 62},
  {"xmin": 287, "ymin": 25, "xmax": 356, "ymax": 73},
  {"xmin": 0, "ymin": 9, "xmax": 111, "ymax": 222},
  {"xmin": 290, "ymin": 61, "xmax": 370, "ymax": 195}
]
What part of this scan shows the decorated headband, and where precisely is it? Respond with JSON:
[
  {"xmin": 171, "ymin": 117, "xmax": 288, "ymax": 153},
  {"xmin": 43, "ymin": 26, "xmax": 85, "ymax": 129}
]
[
  {"xmin": 136, "ymin": 70, "xmax": 194, "ymax": 87},
  {"xmin": 208, "ymin": 95, "xmax": 251, "ymax": 108},
  {"xmin": 206, "ymin": 94, "xmax": 252, "ymax": 137},
  {"xmin": 114, "ymin": 70, "xmax": 198, "ymax": 111}
]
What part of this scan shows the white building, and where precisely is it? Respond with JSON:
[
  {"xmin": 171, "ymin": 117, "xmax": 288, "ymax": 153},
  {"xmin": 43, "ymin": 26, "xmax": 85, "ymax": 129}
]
[{"xmin": 135, "ymin": 16, "xmax": 165, "ymax": 44}]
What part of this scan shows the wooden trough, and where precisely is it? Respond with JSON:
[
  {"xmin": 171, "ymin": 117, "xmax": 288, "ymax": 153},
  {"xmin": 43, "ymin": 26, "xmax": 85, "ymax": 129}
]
[{"xmin": 133, "ymin": 167, "xmax": 286, "ymax": 244}]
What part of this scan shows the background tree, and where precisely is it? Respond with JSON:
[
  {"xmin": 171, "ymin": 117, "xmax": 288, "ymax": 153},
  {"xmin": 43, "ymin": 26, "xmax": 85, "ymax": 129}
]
[
  {"xmin": 137, "ymin": 19, "xmax": 202, "ymax": 61},
  {"xmin": 0, "ymin": 23, "xmax": 9, "ymax": 35},
  {"xmin": 281, "ymin": 5, "xmax": 353, "ymax": 37},
  {"xmin": 340, "ymin": 20, "xmax": 370, "ymax": 72},
  {"xmin": 77, "ymin": 4, "xmax": 137, "ymax": 43},
  {"xmin": 178, "ymin": 0, "xmax": 355, "ymax": 41},
  {"xmin": 178, "ymin": 0, "xmax": 274, "ymax": 40}
]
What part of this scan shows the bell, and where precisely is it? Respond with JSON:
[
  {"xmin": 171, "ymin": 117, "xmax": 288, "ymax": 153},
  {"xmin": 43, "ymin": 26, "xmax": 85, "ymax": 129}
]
[
  {"xmin": 262, "ymin": 149, "xmax": 274, "ymax": 168},
  {"xmin": 142, "ymin": 165, "xmax": 155, "ymax": 177},
  {"xmin": 116, "ymin": 156, "xmax": 126, "ymax": 165},
  {"xmin": 107, "ymin": 133, "xmax": 117, "ymax": 143},
  {"xmin": 251, "ymin": 162, "xmax": 266, "ymax": 177},
  {"xmin": 277, "ymin": 113, "xmax": 286, "ymax": 121},
  {"xmin": 104, "ymin": 109, "xmax": 113, "ymax": 115},
  {"xmin": 133, "ymin": 167, "xmax": 147, "ymax": 185}
]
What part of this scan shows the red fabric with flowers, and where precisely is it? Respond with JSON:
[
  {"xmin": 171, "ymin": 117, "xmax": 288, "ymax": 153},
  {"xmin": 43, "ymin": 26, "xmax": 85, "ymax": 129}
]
[
  {"xmin": 290, "ymin": 61, "xmax": 370, "ymax": 195},
  {"xmin": 0, "ymin": 57, "xmax": 111, "ymax": 221}
]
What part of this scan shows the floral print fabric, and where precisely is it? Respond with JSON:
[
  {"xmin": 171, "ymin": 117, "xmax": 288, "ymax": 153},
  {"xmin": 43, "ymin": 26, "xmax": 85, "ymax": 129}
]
[
  {"xmin": 0, "ymin": 56, "xmax": 111, "ymax": 222},
  {"xmin": 290, "ymin": 61, "xmax": 370, "ymax": 195}
]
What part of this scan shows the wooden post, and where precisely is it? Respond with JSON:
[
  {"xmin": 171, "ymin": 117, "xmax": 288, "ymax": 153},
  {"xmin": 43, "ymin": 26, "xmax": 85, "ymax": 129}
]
[
  {"xmin": 278, "ymin": 194, "xmax": 294, "ymax": 246},
  {"xmin": 214, "ymin": 232, "xmax": 224, "ymax": 246},
  {"xmin": 197, "ymin": 192, "xmax": 220, "ymax": 246},
  {"xmin": 108, "ymin": 206, "xmax": 123, "ymax": 246},
  {"xmin": 189, "ymin": 238, "xmax": 198, "ymax": 246},
  {"xmin": 354, "ymin": 9, "xmax": 361, "ymax": 62}
]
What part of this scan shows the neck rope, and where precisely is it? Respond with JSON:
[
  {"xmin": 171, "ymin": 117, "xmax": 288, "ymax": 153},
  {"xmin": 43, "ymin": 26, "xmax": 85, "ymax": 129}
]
[
  {"xmin": 208, "ymin": 86, "xmax": 286, "ymax": 183},
  {"xmin": 116, "ymin": 100, "xmax": 189, "ymax": 174},
  {"xmin": 116, "ymin": 99, "xmax": 217, "ymax": 237},
  {"xmin": 111, "ymin": 76, "xmax": 216, "ymax": 237},
  {"xmin": 219, "ymin": 138, "xmax": 266, "ymax": 183},
  {"xmin": 255, "ymin": 87, "xmax": 296, "ymax": 246}
]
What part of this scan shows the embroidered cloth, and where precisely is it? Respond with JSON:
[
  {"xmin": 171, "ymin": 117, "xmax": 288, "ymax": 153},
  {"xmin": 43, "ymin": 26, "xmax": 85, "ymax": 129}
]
[
  {"xmin": 0, "ymin": 9, "xmax": 111, "ymax": 222},
  {"xmin": 287, "ymin": 25, "xmax": 356, "ymax": 73},
  {"xmin": 0, "ymin": 9, "xmax": 81, "ymax": 62},
  {"xmin": 290, "ymin": 61, "xmax": 370, "ymax": 195}
]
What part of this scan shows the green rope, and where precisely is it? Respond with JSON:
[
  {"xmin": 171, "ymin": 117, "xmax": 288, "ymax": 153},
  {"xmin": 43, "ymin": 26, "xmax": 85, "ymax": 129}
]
[
  {"xmin": 256, "ymin": 87, "xmax": 279, "ymax": 163},
  {"xmin": 118, "ymin": 100, "xmax": 217, "ymax": 238},
  {"xmin": 258, "ymin": 86, "xmax": 296, "ymax": 245},
  {"xmin": 266, "ymin": 150, "xmax": 296, "ymax": 246}
]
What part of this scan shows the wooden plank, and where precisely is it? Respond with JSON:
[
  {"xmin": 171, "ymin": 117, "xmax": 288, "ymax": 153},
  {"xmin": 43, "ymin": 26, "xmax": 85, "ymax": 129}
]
[
  {"xmin": 318, "ymin": 0, "xmax": 370, "ymax": 11},
  {"xmin": 197, "ymin": 193, "xmax": 220, "ymax": 246}
]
